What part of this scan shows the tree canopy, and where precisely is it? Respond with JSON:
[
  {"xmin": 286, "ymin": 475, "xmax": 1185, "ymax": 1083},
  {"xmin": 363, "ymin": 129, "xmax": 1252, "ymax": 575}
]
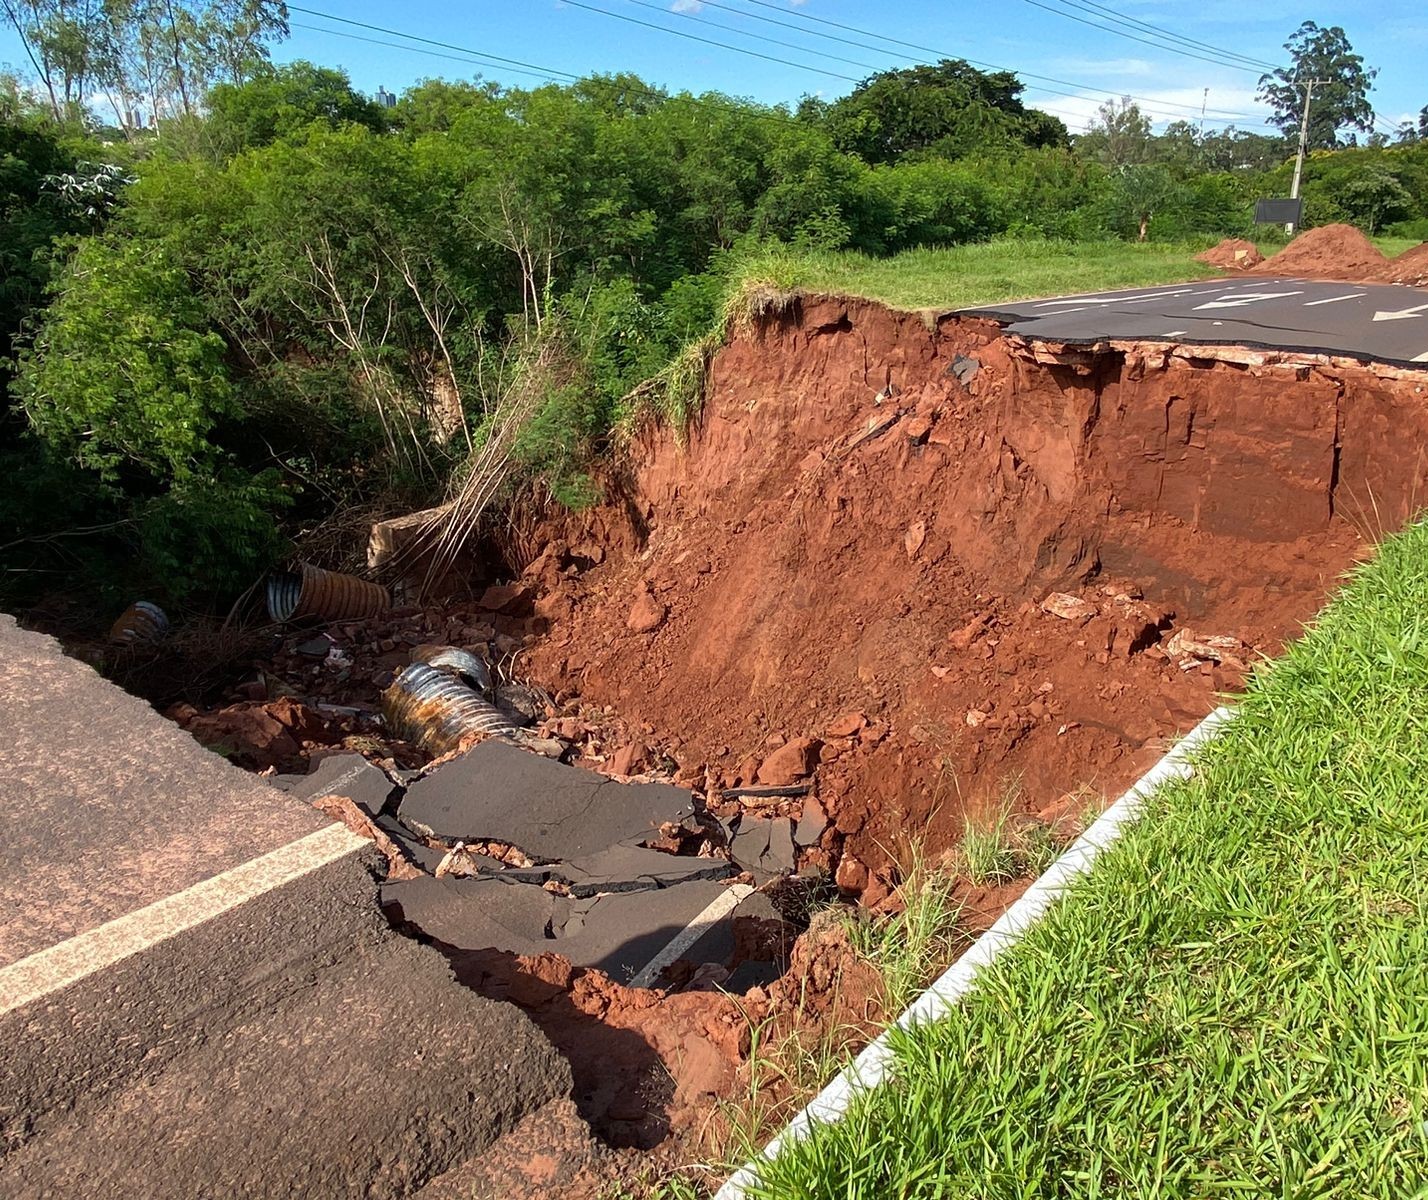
[{"xmin": 1258, "ymin": 22, "xmax": 1378, "ymax": 150}]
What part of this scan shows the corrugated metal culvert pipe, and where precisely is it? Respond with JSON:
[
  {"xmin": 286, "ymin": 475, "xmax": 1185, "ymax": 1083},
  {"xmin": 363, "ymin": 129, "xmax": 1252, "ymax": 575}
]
[
  {"xmin": 383, "ymin": 663, "xmax": 517, "ymax": 756},
  {"xmin": 108, "ymin": 601, "xmax": 169, "ymax": 645},
  {"xmin": 265, "ymin": 563, "xmax": 391, "ymax": 623}
]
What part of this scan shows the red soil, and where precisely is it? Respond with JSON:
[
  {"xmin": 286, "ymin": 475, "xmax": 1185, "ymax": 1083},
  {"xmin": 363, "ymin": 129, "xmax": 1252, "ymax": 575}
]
[
  {"xmin": 1377, "ymin": 242, "xmax": 1428, "ymax": 289},
  {"xmin": 526, "ymin": 296, "xmax": 1428, "ymax": 903},
  {"xmin": 1251, "ymin": 223, "xmax": 1388, "ymax": 280},
  {"xmin": 1196, "ymin": 238, "xmax": 1263, "ymax": 270}
]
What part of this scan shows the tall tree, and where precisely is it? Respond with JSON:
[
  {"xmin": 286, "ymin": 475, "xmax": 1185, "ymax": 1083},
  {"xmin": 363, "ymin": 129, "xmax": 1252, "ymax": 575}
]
[
  {"xmin": 1396, "ymin": 106, "xmax": 1428, "ymax": 144},
  {"xmin": 813, "ymin": 59, "xmax": 1067, "ymax": 165},
  {"xmin": 1257, "ymin": 22, "xmax": 1376, "ymax": 150},
  {"xmin": 1077, "ymin": 97, "xmax": 1152, "ymax": 167}
]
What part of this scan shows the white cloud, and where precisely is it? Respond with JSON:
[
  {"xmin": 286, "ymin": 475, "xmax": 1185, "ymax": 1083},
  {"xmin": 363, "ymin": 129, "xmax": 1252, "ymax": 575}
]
[{"xmin": 670, "ymin": 0, "xmax": 704, "ymax": 12}]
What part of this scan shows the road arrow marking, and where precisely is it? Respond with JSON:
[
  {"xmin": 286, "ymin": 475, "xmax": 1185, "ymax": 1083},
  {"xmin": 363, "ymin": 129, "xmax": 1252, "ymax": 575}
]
[
  {"xmin": 1193, "ymin": 291, "xmax": 1302, "ymax": 310},
  {"xmin": 1372, "ymin": 302, "xmax": 1428, "ymax": 322}
]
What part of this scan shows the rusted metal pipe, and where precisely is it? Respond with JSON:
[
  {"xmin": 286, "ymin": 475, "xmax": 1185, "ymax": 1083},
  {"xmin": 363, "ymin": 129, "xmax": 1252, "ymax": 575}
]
[
  {"xmin": 108, "ymin": 601, "xmax": 169, "ymax": 645},
  {"xmin": 411, "ymin": 646, "xmax": 493, "ymax": 694},
  {"xmin": 383, "ymin": 663, "xmax": 516, "ymax": 756},
  {"xmin": 265, "ymin": 563, "xmax": 390, "ymax": 623}
]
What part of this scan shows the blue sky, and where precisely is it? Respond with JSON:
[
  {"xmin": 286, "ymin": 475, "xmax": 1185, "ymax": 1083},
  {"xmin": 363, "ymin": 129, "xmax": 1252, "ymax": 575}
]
[{"xmin": 4, "ymin": 1, "xmax": 1424, "ymax": 135}]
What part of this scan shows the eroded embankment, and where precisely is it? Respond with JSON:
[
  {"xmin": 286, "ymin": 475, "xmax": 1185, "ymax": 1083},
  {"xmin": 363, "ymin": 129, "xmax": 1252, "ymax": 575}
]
[{"xmin": 526, "ymin": 295, "xmax": 1428, "ymax": 903}]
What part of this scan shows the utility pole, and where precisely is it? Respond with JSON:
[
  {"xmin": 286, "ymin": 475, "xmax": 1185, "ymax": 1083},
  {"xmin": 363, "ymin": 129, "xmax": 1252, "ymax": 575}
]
[
  {"xmin": 1198, "ymin": 87, "xmax": 1208, "ymax": 140},
  {"xmin": 1288, "ymin": 78, "xmax": 1329, "ymax": 235}
]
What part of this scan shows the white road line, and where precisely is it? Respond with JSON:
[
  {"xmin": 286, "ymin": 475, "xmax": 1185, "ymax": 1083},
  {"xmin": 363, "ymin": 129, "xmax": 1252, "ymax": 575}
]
[
  {"xmin": 1162, "ymin": 330, "xmax": 1188, "ymax": 336},
  {"xmin": 0, "ymin": 823, "xmax": 366, "ymax": 1018},
  {"xmin": 628, "ymin": 884, "xmax": 754, "ymax": 989},
  {"xmin": 1413, "ymin": 351, "xmax": 1428, "ymax": 363},
  {"xmin": 1303, "ymin": 292, "xmax": 1366, "ymax": 306},
  {"xmin": 1034, "ymin": 288, "xmax": 1193, "ymax": 308}
]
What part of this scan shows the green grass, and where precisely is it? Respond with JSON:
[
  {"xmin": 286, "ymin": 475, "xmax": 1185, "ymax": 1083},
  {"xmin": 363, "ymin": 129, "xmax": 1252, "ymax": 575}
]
[
  {"xmin": 725, "ymin": 238, "xmax": 1224, "ymax": 314},
  {"xmin": 722, "ymin": 232, "xmax": 1423, "ymax": 323},
  {"xmin": 747, "ymin": 517, "xmax": 1428, "ymax": 1199}
]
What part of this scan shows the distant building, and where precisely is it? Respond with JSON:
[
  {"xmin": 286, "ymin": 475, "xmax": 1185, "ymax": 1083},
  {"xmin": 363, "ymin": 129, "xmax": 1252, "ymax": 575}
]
[{"xmin": 376, "ymin": 87, "xmax": 396, "ymax": 109}]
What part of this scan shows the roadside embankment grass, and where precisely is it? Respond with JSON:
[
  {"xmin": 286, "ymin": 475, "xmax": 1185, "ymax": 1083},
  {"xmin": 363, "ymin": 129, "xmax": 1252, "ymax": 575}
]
[
  {"xmin": 724, "ymin": 238, "xmax": 1222, "ymax": 314},
  {"xmin": 748, "ymin": 517, "xmax": 1428, "ymax": 1198}
]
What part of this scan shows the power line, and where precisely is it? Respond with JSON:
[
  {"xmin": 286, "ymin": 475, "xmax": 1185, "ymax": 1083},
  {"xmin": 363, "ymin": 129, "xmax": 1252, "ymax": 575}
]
[
  {"xmin": 288, "ymin": 21, "xmax": 572, "ymax": 85},
  {"xmin": 715, "ymin": 0, "xmax": 1276, "ymax": 123},
  {"xmin": 613, "ymin": 0, "xmax": 894, "ymax": 76},
  {"xmin": 1040, "ymin": 0, "xmax": 1280, "ymax": 72},
  {"xmin": 1016, "ymin": 0, "xmax": 1265, "ymax": 75},
  {"xmin": 289, "ymin": 3, "xmax": 1277, "ymax": 137},
  {"xmin": 557, "ymin": 0, "xmax": 861, "ymax": 84}
]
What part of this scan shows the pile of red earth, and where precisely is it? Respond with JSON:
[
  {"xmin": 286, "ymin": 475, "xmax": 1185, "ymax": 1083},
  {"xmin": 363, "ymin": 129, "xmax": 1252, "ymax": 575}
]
[
  {"xmin": 1250, "ymin": 222, "xmax": 1388, "ymax": 279},
  {"xmin": 1377, "ymin": 241, "xmax": 1428, "ymax": 288},
  {"xmin": 1195, "ymin": 238, "xmax": 1263, "ymax": 270}
]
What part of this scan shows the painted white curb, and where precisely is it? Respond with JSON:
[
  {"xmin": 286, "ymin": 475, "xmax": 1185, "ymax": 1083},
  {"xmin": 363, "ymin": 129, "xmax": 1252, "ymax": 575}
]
[{"xmin": 716, "ymin": 706, "xmax": 1233, "ymax": 1199}]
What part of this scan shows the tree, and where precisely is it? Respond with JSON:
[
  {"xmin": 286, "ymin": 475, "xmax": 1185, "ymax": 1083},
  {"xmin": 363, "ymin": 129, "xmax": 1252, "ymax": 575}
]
[
  {"xmin": 1077, "ymin": 97, "xmax": 1152, "ymax": 167},
  {"xmin": 205, "ymin": 61, "xmax": 385, "ymax": 152},
  {"xmin": 1397, "ymin": 106, "xmax": 1428, "ymax": 144},
  {"xmin": 815, "ymin": 59, "xmax": 1067, "ymax": 165},
  {"xmin": 1336, "ymin": 165, "xmax": 1412, "ymax": 232},
  {"xmin": 1111, "ymin": 163, "xmax": 1179, "ymax": 241},
  {"xmin": 1257, "ymin": 22, "xmax": 1377, "ymax": 150},
  {"xmin": 1, "ymin": 0, "xmax": 288, "ymax": 131}
]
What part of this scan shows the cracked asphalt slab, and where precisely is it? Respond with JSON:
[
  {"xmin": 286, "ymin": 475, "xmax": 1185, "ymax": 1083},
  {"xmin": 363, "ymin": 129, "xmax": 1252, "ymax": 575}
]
[{"xmin": 962, "ymin": 278, "xmax": 1428, "ymax": 367}]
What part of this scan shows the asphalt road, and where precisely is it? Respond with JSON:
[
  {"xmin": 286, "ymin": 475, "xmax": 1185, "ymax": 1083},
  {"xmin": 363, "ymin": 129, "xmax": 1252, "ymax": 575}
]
[
  {"xmin": 963, "ymin": 277, "xmax": 1428, "ymax": 367},
  {"xmin": 0, "ymin": 615, "xmax": 568, "ymax": 1197}
]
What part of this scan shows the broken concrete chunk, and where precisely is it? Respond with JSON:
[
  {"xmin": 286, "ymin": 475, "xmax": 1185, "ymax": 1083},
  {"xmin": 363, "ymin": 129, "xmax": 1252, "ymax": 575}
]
[
  {"xmin": 728, "ymin": 817, "xmax": 797, "ymax": 883},
  {"xmin": 794, "ymin": 794, "xmax": 829, "ymax": 847},
  {"xmin": 949, "ymin": 354, "xmax": 981, "ymax": 385},
  {"xmin": 1040, "ymin": 592, "xmax": 1098, "ymax": 622},
  {"xmin": 397, "ymin": 740, "xmax": 693, "ymax": 861},
  {"xmin": 269, "ymin": 752, "xmax": 398, "ymax": 819}
]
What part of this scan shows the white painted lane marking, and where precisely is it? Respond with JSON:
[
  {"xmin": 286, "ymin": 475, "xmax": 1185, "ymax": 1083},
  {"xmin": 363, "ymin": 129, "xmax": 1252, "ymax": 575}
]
[
  {"xmin": 1034, "ymin": 288, "xmax": 1194, "ymax": 308},
  {"xmin": 1373, "ymin": 302, "xmax": 1428, "ymax": 322},
  {"xmin": 628, "ymin": 883, "xmax": 754, "ymax": 989},
  {"xmin": 1163, "ymin": 330, "xmax": 1188, "ymax": 336},
  {"xmin": 1194, "ymin": 290, "xmax": 1303, "ymax": 310},
  {"xmin": 1413, "ymin": 351, "xmax": 1428, "ymax": 363},
  {"xmin": 1303, "ymin": 292, "xmax": 1366, "ymax": 307},
  {"xmin": 0, "ymin": 824, "xmax": 366, "ymax": 1018}
]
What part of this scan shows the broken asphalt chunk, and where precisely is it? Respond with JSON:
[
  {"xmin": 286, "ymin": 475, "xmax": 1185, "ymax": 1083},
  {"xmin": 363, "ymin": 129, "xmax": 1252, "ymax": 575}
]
[
  {"xmin": 728, "ymin": 817, "xmax": 797, "ymax": 884},
  {"xmin": 269, "ymin": 751, "xmax": 398, "ymax": 819},
  {"xmin": 397, "ymin": 740, "xmax": 694, "ymax": 861}
]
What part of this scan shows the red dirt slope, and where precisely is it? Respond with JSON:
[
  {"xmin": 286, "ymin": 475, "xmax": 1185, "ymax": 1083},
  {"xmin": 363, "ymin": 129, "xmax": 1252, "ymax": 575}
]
[{"xmin": 524, "ymin": 296, "xmax": 1428, "ymax": 901}]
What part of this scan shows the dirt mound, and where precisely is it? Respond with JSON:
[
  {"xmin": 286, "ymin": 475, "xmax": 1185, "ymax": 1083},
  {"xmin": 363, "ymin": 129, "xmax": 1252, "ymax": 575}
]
[
  {"xmin": 1251, "ymin": 223, "xmax": 1387, "ymax": 280},
  {"xmin": 1376, "ymin": 242, "xmax": 1428, "ymax": 288},
  {"xmin": 1196, "ymin": 238, "xmax": 1263, "ymax": 270}
]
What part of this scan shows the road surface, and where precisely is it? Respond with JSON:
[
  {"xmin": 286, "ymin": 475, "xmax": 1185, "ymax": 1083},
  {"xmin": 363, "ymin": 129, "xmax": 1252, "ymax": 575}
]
[
  {"xmin": 0, "ymin": 614, "xmax": 568, "ymax": 1198},
  {"xmin": 962, "ymin": 277, "xmax": 1428, "ymax": 367}
]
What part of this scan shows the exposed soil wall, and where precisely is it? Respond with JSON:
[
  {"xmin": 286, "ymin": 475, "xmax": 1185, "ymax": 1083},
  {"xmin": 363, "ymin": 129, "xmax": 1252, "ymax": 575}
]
[{"xmin": 527, "ymin": 295, "xmax": 1428, "ymax": 899}]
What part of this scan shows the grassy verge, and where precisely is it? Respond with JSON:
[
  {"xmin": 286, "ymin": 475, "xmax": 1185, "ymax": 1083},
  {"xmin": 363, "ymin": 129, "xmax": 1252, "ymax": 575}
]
[
  {"xmin": 723, "ymin": 238, "xmax": 1222, "ymax": 314},
  {"xmin": 747, "ymin": 517, "xmax": 1428, "ymax": 1198}
]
